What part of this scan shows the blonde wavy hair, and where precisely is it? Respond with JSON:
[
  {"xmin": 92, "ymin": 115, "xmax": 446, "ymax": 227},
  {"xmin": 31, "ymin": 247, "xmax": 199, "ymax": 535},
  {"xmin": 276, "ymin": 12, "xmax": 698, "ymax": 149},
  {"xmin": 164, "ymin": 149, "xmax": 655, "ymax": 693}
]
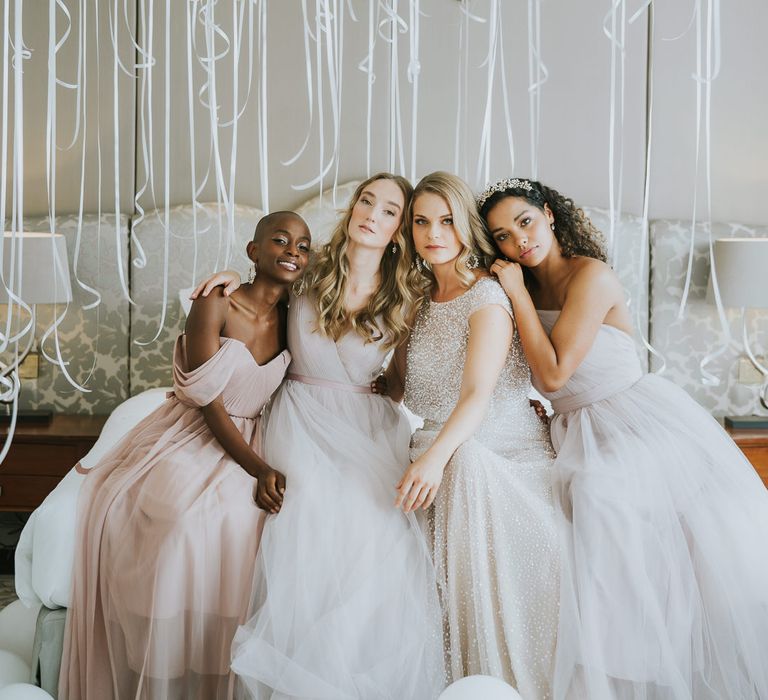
[
  {"xmin": 302, "ymin": 173, "xmax": 422, "ymax": 350},
  {"xmin": 408, "ymin": 171, "xmax": 496, "ymax": 289}
]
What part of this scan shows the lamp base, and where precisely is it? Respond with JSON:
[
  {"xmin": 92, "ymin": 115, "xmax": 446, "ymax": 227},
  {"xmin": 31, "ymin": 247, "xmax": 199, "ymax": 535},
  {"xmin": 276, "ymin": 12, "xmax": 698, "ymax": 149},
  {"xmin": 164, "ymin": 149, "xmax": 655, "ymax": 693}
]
[
  {"xmin": 0, "ymin": 409, "xmax": 52, "ymax": 426},
  {"xmin": 724, "ymin": 415, "xmax": 768, "ymax": 430}
]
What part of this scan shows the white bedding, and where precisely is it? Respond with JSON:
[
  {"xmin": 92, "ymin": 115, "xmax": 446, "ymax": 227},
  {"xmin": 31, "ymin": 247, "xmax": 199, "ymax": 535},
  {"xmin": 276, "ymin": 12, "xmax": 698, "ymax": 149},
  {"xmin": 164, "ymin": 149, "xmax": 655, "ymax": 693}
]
[{"xmin": 14, "ymin": 388, "xmax": 170, "ymax": 609}]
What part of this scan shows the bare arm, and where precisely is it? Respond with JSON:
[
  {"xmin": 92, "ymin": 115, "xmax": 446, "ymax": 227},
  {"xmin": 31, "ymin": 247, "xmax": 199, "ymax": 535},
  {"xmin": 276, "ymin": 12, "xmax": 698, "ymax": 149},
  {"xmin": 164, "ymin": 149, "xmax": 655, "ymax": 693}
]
[
  {"xmin": 395, "ymin": 305, "xmax": 513, "ymax": 512},
  {"xmin": 385, "ymin": 339, "xmax": 409, "ymax": 403},
  {"xmin": 493, "ymin": 259, "xmax": 625, "ymax": 392},
  {"xmin": 189, "ymin": 269, "xmax": 242, "ymax": 299},
  {"xmin": 185, "ymin": 291, "xmax": 285, "ymax": 512}
]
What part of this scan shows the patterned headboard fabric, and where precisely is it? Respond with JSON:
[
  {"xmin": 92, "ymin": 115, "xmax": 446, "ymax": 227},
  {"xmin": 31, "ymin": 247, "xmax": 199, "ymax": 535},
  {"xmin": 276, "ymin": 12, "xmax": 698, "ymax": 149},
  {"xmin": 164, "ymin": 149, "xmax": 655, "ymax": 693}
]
[
  {"xmin": 649, "ymin": 221, "xmax": 768, "ymax": 416},
  {"xmin": 11, "ymin": 185, "xmax": 765, "ymax": 418},
  {"xmin": 5, "ymin": 214, "xmax": 130, "ymax": 414},
  {"xmin": 129, "ymin": 203, "xmax": 264, "ymax": 394}
]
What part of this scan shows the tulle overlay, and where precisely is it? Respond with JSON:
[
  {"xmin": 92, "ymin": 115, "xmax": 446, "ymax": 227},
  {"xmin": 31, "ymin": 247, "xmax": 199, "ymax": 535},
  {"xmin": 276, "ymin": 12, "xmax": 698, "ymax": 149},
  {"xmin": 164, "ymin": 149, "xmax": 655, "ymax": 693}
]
[
  {"xmin": 536, "ymin": 310, "xmax": 768, "ymax": 700},
  {"xmin": 60, "ymin": 336, "xmax": 288, "ymax": 700},
  {"xmin": 405, "ymin": 279, "xmax": 560, "ymax": 699},
  {"xmin": 231, "ymin": 294, "xmax": 445, "ymax": 700}
]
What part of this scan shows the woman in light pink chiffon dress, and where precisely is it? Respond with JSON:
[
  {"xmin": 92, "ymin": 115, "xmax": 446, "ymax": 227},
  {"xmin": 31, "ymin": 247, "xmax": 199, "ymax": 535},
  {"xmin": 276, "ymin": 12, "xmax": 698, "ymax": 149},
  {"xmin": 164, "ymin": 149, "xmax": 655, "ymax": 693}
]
[{"xmin": 59, "ymin": 213, "xmax": 311, "ymax": 700}]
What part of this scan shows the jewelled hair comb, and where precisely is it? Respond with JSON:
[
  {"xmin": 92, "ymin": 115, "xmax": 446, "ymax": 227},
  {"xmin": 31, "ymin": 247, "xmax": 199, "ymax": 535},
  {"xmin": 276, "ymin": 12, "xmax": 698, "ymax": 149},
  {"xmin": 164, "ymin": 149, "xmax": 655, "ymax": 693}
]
[{"xmin": 476, "ymin": 178, "xmax": 534, "ymax": 208}]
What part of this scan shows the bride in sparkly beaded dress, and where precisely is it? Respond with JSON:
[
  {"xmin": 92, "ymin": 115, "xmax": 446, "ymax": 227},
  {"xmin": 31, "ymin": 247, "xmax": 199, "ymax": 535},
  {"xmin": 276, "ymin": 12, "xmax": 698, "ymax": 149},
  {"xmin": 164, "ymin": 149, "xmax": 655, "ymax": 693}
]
[{"xmin": 381, "ymin": 173, "xmax": 560, "ymax": 699}]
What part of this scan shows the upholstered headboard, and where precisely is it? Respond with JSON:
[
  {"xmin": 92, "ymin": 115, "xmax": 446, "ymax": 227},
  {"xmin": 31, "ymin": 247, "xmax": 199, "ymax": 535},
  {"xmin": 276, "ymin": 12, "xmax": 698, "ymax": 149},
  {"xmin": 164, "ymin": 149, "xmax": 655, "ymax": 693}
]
[{"xmin": 11, "ymin": 186, "xmax": 766, "ymax": 418}]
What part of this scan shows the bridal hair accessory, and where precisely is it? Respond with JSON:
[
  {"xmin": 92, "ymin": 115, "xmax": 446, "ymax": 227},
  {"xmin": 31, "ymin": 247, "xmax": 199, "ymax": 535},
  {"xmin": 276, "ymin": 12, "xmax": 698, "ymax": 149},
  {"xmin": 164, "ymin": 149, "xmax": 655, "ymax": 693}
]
[{"xmin": 477, "ymin": 178, "xmax": 534, "ymax": 208}]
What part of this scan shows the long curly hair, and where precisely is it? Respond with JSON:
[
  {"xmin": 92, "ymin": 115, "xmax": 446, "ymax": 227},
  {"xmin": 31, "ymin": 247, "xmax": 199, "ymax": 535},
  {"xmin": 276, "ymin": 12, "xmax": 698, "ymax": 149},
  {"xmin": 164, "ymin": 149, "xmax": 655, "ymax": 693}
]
[
  {"xmin": 478, "ymin": 180, "xmax": 608, "ymax": 262},
  {"xmin": 302, "ymin": 173, "xmax": 421, "ymax": 351},
  {"xmin": 408, "ymin": 171, "xmax": 497, "ymax": 290}
]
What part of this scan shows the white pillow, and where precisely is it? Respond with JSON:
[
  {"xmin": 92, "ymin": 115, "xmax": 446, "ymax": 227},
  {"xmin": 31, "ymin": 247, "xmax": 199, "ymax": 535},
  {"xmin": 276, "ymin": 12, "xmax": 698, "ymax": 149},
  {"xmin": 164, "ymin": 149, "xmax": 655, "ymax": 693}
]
[{"xmin": 15, "ymin": 388, "xmax": 170, "ymax": 610}]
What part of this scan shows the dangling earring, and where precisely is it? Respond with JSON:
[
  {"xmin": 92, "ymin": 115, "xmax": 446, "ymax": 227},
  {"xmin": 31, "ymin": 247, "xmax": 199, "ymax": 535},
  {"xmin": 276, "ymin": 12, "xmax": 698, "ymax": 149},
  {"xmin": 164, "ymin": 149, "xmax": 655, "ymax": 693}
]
[
  {"xmin": 248, "ymin": 261, "xmax": 257, "ymax": 283},
  {"xmin": 292, "ymin": 276, "xmax": 306, "ymax": 296},
  {"xmin": 414, "ymin": 255, "xmax": 423, "ymax": 273},
  {"xmin": 466, "ymin": 252, "xmax": 480, "ymax": 270},
  {"xmin": 550, "ymin": 222, "xmax": 555, "ymax": 232},
  {"xmin": 391, "ymin": 243, "xmax": 398, "ymax": 255}
]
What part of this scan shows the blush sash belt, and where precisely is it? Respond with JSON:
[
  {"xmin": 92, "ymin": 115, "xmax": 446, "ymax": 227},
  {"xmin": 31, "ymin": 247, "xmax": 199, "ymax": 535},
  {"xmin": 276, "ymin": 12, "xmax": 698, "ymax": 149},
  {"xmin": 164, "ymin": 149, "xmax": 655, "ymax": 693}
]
[
  {"xmin": 286, "ymin": 372, "xmax": 374, "ymax": 395},
  {"xmin": 549, "ymin": 371, "xmax": 644, "ymax": 415}
]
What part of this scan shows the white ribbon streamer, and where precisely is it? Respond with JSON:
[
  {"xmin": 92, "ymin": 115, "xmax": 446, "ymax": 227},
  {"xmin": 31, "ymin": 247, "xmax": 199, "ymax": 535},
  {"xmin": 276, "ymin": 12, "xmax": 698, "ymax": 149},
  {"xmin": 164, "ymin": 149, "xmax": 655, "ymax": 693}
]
[
  {"xmin": 407, "ymin": 0, "xmax": 420, "ymax": 183},
  {"xmin": 634, "ymin": 1, "xmax": 666, "ymax": 374},
  {"xmin": 674, "ymin": 0, "xmax": 727, "ymax": 385},
  {"xmin": 475, "ymin": 0, "xmax": 499, "ymax": 188},
  {"xmin": 527, "ymin": 0, "xmax": 547, "ymax": 180}
]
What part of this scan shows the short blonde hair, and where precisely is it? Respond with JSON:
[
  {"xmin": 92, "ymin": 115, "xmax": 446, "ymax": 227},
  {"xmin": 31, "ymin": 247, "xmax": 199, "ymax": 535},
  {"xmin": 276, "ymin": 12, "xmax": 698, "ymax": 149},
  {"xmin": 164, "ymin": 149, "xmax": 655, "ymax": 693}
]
[{"xmin": 408, "ymin": 171, "xmax": 496, "ymax": 289}]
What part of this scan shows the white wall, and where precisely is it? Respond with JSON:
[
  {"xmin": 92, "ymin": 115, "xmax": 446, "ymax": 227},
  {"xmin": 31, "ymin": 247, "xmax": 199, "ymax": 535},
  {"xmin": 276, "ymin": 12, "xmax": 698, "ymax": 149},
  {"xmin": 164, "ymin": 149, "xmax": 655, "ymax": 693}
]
[{"xmin": 2, "ymin": 1, "xmax": 767, "ymax": 225}]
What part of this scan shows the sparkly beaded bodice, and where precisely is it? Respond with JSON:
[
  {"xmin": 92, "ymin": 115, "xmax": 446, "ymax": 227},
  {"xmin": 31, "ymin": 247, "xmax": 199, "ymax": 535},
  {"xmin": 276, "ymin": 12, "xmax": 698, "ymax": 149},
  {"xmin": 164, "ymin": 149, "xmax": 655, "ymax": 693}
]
[
  {"xmin": 404, "ymin": 277, "xmax": 548, "ymax": 449},
  {"xmin": 405, "ymin": 277, "xmax": 558, "ymax": 696}
]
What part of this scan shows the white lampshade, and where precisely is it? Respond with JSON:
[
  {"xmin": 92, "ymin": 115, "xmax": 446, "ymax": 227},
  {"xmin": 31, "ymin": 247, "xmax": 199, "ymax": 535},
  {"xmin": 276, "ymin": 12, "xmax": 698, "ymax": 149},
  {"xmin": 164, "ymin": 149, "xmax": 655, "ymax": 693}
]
[
  {"xmin": 711, "ymin": 237, "xmax": 768, "ymax": 309},
  {"xmin": 0, "ymin": 232, "xmax": 72, "ymax": 304}
]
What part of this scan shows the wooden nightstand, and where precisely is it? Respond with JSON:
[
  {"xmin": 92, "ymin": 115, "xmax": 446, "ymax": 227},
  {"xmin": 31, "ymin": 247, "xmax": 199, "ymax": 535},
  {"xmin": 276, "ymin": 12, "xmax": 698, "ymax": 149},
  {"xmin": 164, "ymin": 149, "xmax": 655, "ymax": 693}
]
[
  {"xmin": 0, "ymin": 415, "xmax": 107, "ymax": 511},
  {"xmin": 727, "ymin": 426, "xmax": 768, "ymax": 487}
]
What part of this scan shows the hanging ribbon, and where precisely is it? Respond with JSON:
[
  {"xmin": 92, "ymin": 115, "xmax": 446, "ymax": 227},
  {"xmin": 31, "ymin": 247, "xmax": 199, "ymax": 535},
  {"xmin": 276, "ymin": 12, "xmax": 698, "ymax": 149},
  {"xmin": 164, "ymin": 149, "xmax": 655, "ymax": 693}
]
[
  {"xmin": 674, "ymin": 0, "xmax": 727, "ymax": 385},
  {"xmin": 135, "ymin": 0, "xmax": 173, "ymax": 346},
  {"xmin": 475, "ymin": 0, "xmax": 499, "ymax": 188},
  {"xmin": 42, "ymin": 0, "xmax": 90, "ymax": 393},
  {"xmin": 0, "ymin": 0, "xmax": 34, "ymax": 462},
  {"xmin": 603, "ymin": 0, "xmax": 626, "ymax": 263},
  {"xmin": 527, "ymin": 0, "xmax": 547, "ymax": 180},
  {"xmin": 362, "ymin": 0, "xmax": 375, "ymax": 177},
  {"xmin": 283, "ymin": 0, "xmax": 316, "ymax": 170},
  {"xmin": 407, "ymin": 0, "xmax": 420, "ymax": 183},
  {"xmin": 454, "ymin": 3, "xmax": 484, "ymax": 179},
  {"xmin": 376, "ymin": 0, "xmax": 407, "ymax": 176},
  {"xmin": 634, "ymin": 0, "xmax": 666, "ymax": 374},
  {"xmin": 72, "ymin": 0, "xmax": 102, "ymax": 312}
]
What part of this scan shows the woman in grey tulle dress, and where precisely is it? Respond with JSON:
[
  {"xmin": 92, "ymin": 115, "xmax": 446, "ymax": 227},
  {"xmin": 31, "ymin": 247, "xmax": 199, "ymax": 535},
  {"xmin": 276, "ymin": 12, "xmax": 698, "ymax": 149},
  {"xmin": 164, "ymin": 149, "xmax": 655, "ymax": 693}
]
[{"xmin": 380, "ymin": 172, "xmax": 560, "ymax": 699}]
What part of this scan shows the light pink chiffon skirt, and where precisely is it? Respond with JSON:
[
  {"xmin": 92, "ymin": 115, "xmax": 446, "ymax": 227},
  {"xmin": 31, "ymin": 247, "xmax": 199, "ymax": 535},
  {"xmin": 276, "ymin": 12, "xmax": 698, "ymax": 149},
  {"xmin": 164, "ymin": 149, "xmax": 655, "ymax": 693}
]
[{"xmin": 60, "ymin": 337, "xmax": 286, "ymax": 700}]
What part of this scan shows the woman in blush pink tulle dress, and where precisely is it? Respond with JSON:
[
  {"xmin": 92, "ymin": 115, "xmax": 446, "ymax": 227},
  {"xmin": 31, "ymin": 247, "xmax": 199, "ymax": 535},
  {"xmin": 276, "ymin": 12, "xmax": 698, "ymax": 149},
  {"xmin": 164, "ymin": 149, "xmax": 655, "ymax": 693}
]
[{"xmin": 59, "ymin": 213, "xmax": 311, "ymax": 700}]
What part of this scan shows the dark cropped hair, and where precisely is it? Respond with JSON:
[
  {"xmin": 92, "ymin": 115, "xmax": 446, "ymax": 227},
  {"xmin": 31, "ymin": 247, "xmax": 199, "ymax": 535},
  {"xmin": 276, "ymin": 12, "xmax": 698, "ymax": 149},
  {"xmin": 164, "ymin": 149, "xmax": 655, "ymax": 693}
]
[{"xmin": 478, "ymin": 179, "xmax": 608, "ymax": 262}]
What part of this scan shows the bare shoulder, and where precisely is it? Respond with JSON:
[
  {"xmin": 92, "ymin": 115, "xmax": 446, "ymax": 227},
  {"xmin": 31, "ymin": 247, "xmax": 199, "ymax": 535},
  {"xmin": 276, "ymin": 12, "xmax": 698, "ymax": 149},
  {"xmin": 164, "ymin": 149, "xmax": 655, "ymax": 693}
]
[
  {"xmin": 187, "ymin": 286, "xmax": 229, "ymax": 328},
  {"xmin": 569, "ymin": 257, "xmax": 622, "ymax": 295}
]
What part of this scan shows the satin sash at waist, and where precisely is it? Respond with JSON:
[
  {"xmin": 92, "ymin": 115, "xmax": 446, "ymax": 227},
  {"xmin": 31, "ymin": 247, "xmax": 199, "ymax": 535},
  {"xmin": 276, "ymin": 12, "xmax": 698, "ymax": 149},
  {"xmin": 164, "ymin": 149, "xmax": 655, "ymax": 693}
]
[
  {"xmin": 549, "ymin": 371, "xmax": 644, "ymax": 414},
  {"xmin": 286, "ymin": 372, "xmax": 374, "ymax": 395}
]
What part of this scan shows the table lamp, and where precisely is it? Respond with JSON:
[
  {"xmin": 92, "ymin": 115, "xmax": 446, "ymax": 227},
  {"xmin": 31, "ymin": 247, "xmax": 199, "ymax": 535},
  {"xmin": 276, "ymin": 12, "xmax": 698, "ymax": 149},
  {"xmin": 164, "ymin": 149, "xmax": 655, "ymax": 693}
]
[
  {"xmin": 0, "ymin": 231, "xmax": 72, "ymax": 423},
  {"xmin": 711, "ymin": 237, "xmax": 768, "ymax": 429}
]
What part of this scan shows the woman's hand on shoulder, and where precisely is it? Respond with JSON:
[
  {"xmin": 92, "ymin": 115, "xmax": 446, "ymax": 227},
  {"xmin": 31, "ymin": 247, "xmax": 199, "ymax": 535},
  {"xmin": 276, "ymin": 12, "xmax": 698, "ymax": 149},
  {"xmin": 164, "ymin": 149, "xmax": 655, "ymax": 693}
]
[
  {"xmin": 190, "ymin": 269, "xmax": 242, "ymax": 299},
  {"xmin": 395, "ymin": 453, "xmax": 445, "ymax": 513},
  {"xmin": 489, "ymin": 258, "xmax": 526, "ymax": 299}
]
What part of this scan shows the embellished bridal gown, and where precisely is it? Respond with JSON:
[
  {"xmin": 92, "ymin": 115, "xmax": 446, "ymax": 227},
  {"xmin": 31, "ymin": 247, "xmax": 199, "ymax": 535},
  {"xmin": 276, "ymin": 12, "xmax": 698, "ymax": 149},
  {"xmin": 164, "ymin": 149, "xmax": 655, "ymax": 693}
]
[
  {"xmin": 60, "ymin": 336, "xmax": 288, "ymax": 700},
  {"xmin": 537, "ymin": 310, "xmax": 768, "ymax": 700},
  {"xmin": 231, "ymin": 293, "xmax": 445, "ymax": 700},
  {"xmin": 404, "ymin": 278, "xmax": 560, "ymax": 699}
]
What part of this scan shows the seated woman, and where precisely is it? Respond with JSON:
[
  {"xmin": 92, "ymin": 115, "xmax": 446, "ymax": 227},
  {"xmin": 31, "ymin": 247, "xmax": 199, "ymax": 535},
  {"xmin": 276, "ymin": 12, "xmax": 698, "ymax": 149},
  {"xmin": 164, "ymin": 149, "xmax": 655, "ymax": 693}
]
[
  {"xmin": 382, "ymin": 172, "xmax": 559, "ymax": 699},
  {"xmin": 480, "ymin": 178, "xmax": 768, "ymax": 699},
  {"xmin": 59, "ymin": 212, "xmax": 311, "ymax": 700},
  {"xmin": 193, "ymin": 174, "xmax": 445, "ymax": 700}
]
